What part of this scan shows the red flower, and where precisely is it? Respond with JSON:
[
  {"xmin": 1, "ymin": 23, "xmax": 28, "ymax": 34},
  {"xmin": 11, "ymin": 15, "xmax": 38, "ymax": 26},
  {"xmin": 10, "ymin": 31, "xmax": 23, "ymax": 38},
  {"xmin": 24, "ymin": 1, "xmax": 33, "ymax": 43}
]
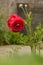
[{"xmin": 7, "ymin": 14, "xmax": 25, "ymax": 32}]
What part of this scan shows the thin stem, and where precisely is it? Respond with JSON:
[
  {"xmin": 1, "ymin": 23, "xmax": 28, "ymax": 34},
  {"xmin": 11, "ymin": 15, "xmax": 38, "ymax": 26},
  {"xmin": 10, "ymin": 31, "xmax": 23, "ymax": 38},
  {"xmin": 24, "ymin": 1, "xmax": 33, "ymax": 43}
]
[
  {"xmin": 38, "ymin": 44, "xmax": 40, "ymax": 55},
  {"xmin": 21, "ymin": 7, "xmax": 28, "ymax": 18},
  {"xmin": 25, "ymin": 7, "xmax": 29, "ymax": 17}
]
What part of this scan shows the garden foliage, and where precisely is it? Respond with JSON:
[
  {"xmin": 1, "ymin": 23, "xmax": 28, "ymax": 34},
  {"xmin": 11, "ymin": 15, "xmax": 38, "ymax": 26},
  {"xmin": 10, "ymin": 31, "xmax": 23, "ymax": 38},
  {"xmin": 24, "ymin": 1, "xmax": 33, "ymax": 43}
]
[{"xmin": 0, "ymin": 4, "xmax": 43, "ymax": 54}]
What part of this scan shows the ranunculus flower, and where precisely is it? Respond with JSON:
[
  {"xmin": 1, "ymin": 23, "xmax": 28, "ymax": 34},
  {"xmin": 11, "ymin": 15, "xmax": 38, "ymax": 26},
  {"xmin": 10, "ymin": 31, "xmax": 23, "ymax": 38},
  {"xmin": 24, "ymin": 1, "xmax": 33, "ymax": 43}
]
[{"xmin": 7, "ymin": 14, "xmax": 25, "ymax": 32}]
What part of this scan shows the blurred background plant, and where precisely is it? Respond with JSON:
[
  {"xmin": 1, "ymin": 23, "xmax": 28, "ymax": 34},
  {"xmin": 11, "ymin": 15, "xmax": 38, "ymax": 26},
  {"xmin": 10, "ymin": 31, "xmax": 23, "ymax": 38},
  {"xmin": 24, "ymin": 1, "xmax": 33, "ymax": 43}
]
[
  {"xmin": 0, "ymin": 4, "xmax": 43, "ymax": 55},
  {"xmin": 4, "ymin": 31, "xmax": 28, "ymax": 45},
  {"xmin": 19, "ymin": 4, "xmax": 43, "ymax": 54},
  {"xmin": 33, "ymin": 23, "xmax": 43, "ymax": 54},
  {"xmin": 0, "ymin": 4, "xmax": 9, "ymax": 45}
]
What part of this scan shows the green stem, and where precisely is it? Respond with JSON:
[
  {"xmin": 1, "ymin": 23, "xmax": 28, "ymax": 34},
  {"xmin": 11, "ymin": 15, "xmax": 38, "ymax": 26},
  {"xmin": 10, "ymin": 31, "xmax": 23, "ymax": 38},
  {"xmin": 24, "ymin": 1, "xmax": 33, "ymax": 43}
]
[
  {"xmin": 34, "ymin": 45, "xmax": 36, "ymax": 54},
  {"xmin": 38, "ymin": 44, "xmax": 40, "ymax": 55},
  {"xmin": 21, "ymin": 7, "xmax": 27, "ymax": 18},
  {"xmin": 31, "ymin": 45, "xmax": 35, "ymax": 53}
]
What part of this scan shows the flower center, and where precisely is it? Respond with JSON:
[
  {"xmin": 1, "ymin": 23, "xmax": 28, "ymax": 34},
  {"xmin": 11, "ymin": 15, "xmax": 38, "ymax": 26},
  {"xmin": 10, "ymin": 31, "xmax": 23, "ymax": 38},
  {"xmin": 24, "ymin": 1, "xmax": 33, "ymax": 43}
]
[{"xmin": 15, "ymin": 23, "xmax": 20, "ymax": 28}]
